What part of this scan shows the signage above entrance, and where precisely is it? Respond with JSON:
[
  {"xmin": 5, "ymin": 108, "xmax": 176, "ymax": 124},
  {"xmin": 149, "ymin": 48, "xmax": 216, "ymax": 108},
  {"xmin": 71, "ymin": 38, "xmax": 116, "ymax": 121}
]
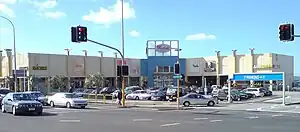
[
  {"xmin": 232, "ymin": 73, "xmax": 283, "ymax": 81},
  {"xmin": 155, "ymin": 44, "xmax": 171, "ymax": 53}
]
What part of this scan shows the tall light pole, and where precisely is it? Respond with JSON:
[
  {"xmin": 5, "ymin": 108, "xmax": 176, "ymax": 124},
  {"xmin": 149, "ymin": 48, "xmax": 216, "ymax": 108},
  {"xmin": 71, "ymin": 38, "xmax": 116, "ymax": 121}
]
[
  {"xmin": 121, "ymin": 0, "xmax": 126, "ymax": 107},
  {"xmin": 114, "ymin": 52, "xmax": 118, "ymax": 88},
  {"xmin": 82, "ymin": 50, "xmax": 87, "ymax": 77},
  {"xmin": 98, "ymin": 51, "xmax": 104, "ymax": 87},
  {"xmin": 65, "ymin": 48, "xmax": 71, "ymax": 91},
  {"xmin": 1, "ymin": 16, "xmax": 17, "ymax": 92}
]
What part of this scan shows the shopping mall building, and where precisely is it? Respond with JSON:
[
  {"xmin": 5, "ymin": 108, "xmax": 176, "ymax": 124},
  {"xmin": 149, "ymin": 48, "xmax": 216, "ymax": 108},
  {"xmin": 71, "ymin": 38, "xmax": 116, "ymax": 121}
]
[{"xmin": 0, "ymin": 40, "xmax": 294, "ymax": 93}]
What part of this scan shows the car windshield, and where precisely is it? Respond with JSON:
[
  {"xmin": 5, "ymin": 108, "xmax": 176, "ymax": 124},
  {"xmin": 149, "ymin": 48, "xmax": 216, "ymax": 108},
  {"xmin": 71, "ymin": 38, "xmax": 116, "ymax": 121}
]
[
  {"xmin": 31, "ymin": 92, "xmax": 44, "ymax": 98},
  {"xmin": 0, "ymin": 89, "xmax": 11, "ymax": 95},
  {"xmin": 13, "ymin": 93, "xmax": 34, "ymax": 101},
  {"xmin": 65, "ymin": 94, "xmax": 78, "ymax": 98}
]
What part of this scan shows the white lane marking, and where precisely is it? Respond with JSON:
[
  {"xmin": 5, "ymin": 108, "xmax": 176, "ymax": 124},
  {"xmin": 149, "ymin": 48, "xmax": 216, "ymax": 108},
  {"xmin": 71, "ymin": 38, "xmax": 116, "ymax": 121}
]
[
  {"xmin": 209, "ymin": 120, "xmax": 223, "ymax": 122},
  {"xmin": 160, "ymin": 123, "xmax": 180, "ymax": 127},
  {"xmin": 133, "ymin": 119, "xmax": 153, "ymax": 122},
  {"xmin": 272, "ymin": 114, "xmax": 284, "ymax": 117},
  {"xmin": 59, "ymin": 120, "xmax": 81, "ymax": 123},
  {"xmin": 246, "ymin": 116, "xmax": 259, "ymax": 119},
  {"xmin": 193, "ymin": 118, "xmax": 208, "ymax": 120}
]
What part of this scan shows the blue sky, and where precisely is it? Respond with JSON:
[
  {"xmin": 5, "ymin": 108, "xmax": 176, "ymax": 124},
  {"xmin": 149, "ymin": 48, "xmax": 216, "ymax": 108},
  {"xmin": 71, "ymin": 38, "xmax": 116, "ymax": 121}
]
[{"xmin": 0, "ymin": 0, "xmax": 300, "ymax": 74}]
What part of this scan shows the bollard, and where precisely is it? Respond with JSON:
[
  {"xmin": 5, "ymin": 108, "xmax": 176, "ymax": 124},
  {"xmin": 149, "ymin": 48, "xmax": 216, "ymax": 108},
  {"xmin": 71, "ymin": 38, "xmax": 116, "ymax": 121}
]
[
  {"xmin": 95, "ymin": 94, "xmax": 98, "ymax": 103},
  {"xmin": 103, "ymin": 94, "xmax": 106, "ymax": 104},
  {"xmin": 112, "ymin": 95, "xmax": 115, "ymax": 103}
]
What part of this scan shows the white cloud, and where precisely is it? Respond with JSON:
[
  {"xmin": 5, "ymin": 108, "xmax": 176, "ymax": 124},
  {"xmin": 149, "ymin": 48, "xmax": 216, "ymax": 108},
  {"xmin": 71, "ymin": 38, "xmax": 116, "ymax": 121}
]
[
  {"xmin": 31, "ymin": 0, "xmax": 57, "ymax": 10},
  {"xmin": 43, "ymin": 11, "xmax": 66, "ymax": 19},
  {"xmin": 0, "ymin": 0, "xmax": 17, "ymax": 4},
  {"xmin": 83, "ymin": 0, "xmax": 135, "ymax": 25},
  {"xmin": 185, "ymin": 33, "xmax": 216, "ymax": 40},
  {"xmin": 0, "ymin": 4, "xmax": 15, "ymax": 18},
  {"xmin": 129, "ymin": 30, "xmax": 139, "ymax": 37}
]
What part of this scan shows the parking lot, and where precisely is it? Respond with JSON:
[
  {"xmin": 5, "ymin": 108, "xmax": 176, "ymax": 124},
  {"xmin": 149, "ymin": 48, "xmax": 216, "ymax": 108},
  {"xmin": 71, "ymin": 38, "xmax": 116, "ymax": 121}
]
[{"xmin": 0, "ymin": 104, "xmax": 300, "ymax": 132}]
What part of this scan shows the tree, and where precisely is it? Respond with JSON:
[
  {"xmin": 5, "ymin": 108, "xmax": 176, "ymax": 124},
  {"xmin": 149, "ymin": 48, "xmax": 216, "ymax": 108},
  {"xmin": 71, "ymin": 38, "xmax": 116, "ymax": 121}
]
[
  {"xmin": 50, "ymin": 75, "xmax": 68, "ymax": 92},
  {"xmin": 84, "ymin": 72, "xmax": 105, "ymax": 88}
]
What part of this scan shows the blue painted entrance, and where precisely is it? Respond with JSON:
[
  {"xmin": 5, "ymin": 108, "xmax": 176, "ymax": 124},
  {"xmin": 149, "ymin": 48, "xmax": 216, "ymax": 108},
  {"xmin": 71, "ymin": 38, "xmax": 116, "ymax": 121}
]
[{"xmin": 232, "ymin": 72, "xmax": 283, "ymax": 81}]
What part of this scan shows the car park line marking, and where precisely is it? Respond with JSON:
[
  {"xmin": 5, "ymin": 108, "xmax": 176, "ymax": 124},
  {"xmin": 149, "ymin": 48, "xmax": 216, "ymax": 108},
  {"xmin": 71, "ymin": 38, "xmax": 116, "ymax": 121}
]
[
  {"xmin": 59, "ymin": 120, "xmax": 81, "ymax": 123},
  {"xmin": 133, "ymin": 119, "xmax": 153, "ymax": 122},
  {"xmin": 193, "ymin": 118, "xmax": 208, "ymax": 120},
  {"xmin": 209, "ymin": 120, "xmax": 222, "ymax": 122},
  {"xmin": 246, "ymin": 116, "xmax": 259, "ymax": 119},
  {"xmin": 271, "ymin": 114, "xmax": 284, "ymax": 117},
  {"xmin": 160, "ymin": 123, "xmax": 180, "ymax": 127}
]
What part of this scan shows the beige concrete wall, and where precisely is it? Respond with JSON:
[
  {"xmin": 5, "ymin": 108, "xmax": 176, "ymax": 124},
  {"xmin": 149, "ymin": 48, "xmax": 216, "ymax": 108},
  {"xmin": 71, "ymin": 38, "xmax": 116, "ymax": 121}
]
[
  {"xmin": 271, "ymin": 53, "xmax": 294, "ymax": 86},
  {"xmin": 1, "ymin": 53, "xmax": 29, "ymax": 77}
]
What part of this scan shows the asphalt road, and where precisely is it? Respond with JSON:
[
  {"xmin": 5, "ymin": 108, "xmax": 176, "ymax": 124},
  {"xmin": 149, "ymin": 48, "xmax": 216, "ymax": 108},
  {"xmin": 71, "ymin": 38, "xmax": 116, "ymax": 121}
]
[{"xmin": 0, "ymin": 105, "xmax": 300, "ymax": 132}]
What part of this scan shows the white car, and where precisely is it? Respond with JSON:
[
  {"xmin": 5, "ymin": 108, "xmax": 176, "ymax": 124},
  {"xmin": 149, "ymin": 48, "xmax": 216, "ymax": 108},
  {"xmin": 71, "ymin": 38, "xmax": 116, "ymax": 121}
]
[
  {"xmin": 126, "ymin": 90, "xmax": 151, "ymax": 100},
  {"xmin": 244, "ymin": 88, "xmax": 264, "ymax": 97},
  {"xmin": 47, "ymin": 93, "xmax": 88, "ymax": 108}
]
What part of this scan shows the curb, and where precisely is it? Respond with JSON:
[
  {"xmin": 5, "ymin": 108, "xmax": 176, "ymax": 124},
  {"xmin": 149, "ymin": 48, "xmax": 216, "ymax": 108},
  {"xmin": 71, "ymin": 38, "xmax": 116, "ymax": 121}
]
[{"xmin": 245, "ymin": 109, "xmax": 300, "ymax": 114}]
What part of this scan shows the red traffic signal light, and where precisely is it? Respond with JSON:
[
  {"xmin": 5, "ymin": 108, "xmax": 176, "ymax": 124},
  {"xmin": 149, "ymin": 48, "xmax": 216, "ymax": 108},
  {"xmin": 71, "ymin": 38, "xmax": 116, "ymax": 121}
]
[{"xmin": 279, "ymin": 24, "xmax": 294, "ymax": 41}]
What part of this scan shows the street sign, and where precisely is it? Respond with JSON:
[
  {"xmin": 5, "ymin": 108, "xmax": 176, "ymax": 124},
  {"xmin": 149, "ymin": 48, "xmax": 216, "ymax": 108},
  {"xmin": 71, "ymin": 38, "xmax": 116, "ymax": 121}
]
[{"xmin": 173, "ymin": 75, "xmax": 182, "ymax": 79}]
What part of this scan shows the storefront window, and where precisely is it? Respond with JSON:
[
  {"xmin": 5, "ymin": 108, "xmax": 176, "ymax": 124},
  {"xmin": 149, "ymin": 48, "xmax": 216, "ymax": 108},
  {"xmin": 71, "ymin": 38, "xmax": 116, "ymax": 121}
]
[
  {"xmin": 158, "ymin": 66, "xmax": 164, "ymax": 72},
  {"xmin": 163, "ymin": 66, "xmax": 169, "ymax": 72}
]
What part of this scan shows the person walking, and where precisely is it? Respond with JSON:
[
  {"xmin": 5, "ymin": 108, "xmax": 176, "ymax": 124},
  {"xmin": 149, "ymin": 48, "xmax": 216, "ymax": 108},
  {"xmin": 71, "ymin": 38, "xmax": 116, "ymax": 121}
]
[{"xmin": 117, "ymin": 90, "xmax": 122, "ymax": 105}]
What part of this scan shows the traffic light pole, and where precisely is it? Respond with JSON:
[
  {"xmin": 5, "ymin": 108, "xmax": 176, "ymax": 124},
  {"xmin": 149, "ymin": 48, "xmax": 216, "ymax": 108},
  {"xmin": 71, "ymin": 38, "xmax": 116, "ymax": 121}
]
[
  {"xmin": 294, "ymin": 35, "xmax": 300, "ymax": 37},
  {"xmin": 87, "ymin": 39, "xmax": 126, "ymax": 107}
]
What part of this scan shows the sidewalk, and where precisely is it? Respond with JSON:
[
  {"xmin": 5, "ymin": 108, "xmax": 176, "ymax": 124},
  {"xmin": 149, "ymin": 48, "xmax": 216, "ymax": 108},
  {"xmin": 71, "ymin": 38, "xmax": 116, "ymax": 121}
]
[{"xmin": 263, "ymin": 91, "xmax": 300, "ymax": 105}]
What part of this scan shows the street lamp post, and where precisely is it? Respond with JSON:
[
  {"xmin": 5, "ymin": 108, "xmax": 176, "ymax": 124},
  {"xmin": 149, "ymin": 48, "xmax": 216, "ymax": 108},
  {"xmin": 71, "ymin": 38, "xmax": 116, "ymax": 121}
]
[
  {"xmin": 65, "ymin": 48, "xmax": 71, "ymax": 91},
  {"xmin": 1, "ymin": 16, "xmax": 17, "ymax": 92},
  {"xmin": 98, "ymin": 51, "xmax": 104, "ymax": 87},
  {"xmin": 114, "ymin": 52, "xmax": 118, "ymax": 88},
  {"xmin": 82, "ymin": 50, "xmax": 88, "ymax": 77},
  {"xmin": 120, "ymin": 0, "xmax": 126, "ymax": 107}
]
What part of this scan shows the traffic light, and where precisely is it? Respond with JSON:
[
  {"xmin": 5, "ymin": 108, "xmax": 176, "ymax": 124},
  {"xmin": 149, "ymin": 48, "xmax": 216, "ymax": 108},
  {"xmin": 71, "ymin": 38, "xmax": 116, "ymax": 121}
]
[
  {"xmin": 174, "ymin": 63, "xmax": 180, "ymax": 74},
  {"xmin": 279, "ymin": 24, "xmax": 294, "ymax": 41},
  {"xmin": 181, "ymin": 74, "xmax": 185, "ymax": 80},
  {"xmin": 122, "ymin": 65, "xmax": 129, "ymax": 76},
  {"xmin": 77, "ymin": 26, "xmax": 87, "ymax": 42},
  {"xmin": 71, "ymin": 27, "xmax": 77, "ymax": 42},
  {"xmin": 117, "ymin": 65, "xmax": 121, "ymax": 77}
]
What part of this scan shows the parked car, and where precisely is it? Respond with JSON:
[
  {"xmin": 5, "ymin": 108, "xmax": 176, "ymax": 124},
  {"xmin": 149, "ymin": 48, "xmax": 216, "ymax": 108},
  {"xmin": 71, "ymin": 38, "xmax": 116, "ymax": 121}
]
[
  {"xmin": 291, "ymin": 87, "xmax": 300, "ymax": 91},
  {"xmin": 24, "ymin": 91, "xmax": 47, "ymax": 105},
  {"xmin": 1, "ymin": 92, "xmax": 43, "ymax": 115},
  {"xmin": 100, "ymin": 87, "xmax": 117, "ymax": 94},
  {"xmin": 47, "ymin": 93, "xmax": 88, "ymax": 108},
  {"xmin": 126, "ymin": 90, "xmax": 151, "ymax": 100},
  {"xmin": 180, "ymin": 93, "xmax": 218, "ymax": 107},
  {"xmin": 238, "ymin": 89, "xmax": 255, "ymax": 98},
  {"xmin": 244, "ymin": 88, "xmax": 264, "ymax": 97},
  {"xmin": 231, "ymin": 90, "xmax": 249, "ymax": 100},
  {"xmin": 0, "ymin": 88, "xmax": 11, "ymax": 106},
  {"xmin": 125, "ymin": 86, "xmax": 143, "ymax": 95},
  {"xmin": 151, "ymin": 91, "xmax": 166, "ymax": 101},
  {"xmin": 260, "ymin": 88, "xmax": 273, "ymax": 96},
  {"xmin": 214, "ymin": 89, "xmax": 240, "ymax": 101},
  {"xmin": 166, "ymin": 86, "xmax": 186, "ymax": 101}
]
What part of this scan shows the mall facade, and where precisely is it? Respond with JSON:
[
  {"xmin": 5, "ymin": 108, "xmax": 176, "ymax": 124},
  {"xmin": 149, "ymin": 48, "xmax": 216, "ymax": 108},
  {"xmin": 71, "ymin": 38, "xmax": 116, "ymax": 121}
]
[{"xmin": 0, "ymin": 40, "xmax": 294, "ymax": 93}]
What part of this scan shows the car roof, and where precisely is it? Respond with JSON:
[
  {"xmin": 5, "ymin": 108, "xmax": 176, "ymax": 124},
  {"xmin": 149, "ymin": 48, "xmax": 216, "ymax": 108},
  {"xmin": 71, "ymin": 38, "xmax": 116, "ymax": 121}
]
[{"xmin": 24, "ymin": 91, "xmax": 42, "ymax": 93}]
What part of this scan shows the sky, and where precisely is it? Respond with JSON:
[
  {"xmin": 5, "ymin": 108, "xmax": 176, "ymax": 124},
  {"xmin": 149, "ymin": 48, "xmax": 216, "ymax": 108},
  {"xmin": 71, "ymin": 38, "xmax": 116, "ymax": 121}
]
[{"xmin": 0, "ymin": 0, "xmax": 300, "ymax": 74}]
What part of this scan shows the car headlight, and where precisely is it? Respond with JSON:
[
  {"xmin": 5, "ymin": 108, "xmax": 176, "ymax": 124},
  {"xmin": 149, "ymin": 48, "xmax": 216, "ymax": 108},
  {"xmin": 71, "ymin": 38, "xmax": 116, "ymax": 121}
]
[{"xmin": 18, "ymin": 104, "xmax": 25, "ymax": 107}]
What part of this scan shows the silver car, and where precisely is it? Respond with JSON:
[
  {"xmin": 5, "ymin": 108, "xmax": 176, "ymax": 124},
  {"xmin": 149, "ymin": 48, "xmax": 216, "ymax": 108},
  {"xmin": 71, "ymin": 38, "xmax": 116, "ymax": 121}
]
[{"xmin": 180, "ymin": 93, "xmax": 218, "ymax": 107}]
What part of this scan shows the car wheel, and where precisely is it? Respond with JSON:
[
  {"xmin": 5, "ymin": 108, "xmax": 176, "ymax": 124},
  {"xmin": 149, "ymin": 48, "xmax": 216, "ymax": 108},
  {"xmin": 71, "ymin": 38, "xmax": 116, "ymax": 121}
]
[
  {"xmin": 135, "ymin": 96, "xmax": 139, "ymax": 100},
  {"xmin": 207, "ymin": 101, "xmax": 215, "ymax": 106},
  {"xmin": 1, "ymin": 105, "xmax": 6, "ymax": 113},
  {"xmin": 36, "ymin": 111, "xmax": 43, "ymax": 116},
  {"xmin": 50, "ymin": 101, "xmax": 55, "ymax": 107},
  {"xmin": 66, "ymin": 102, "xmax": 71, "ymax": 108},
  {"xmin": 12, "ymin": 106, "xmax": 17, "ymax": 116},
  {"xmin": 183, "ymin": 101, "xmax": 190, "ymax": 107}
]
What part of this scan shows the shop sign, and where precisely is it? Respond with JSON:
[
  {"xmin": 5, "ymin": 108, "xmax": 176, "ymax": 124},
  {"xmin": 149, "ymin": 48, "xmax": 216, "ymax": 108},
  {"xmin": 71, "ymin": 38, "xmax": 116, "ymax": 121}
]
[
  {"xmin": 254, "ymin": 64, "xmax": 280, "ymax": 69},
  {"xmin": 32, "ymin": 66, "xmax": 47, "ymax": 70},
  {"xmin": 155, "ymin": 44, "xmax": 171, "ymax": 53},
  {"xmin": 204, "ymin": 61, "xmax": 216, "ymax": 72}
]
